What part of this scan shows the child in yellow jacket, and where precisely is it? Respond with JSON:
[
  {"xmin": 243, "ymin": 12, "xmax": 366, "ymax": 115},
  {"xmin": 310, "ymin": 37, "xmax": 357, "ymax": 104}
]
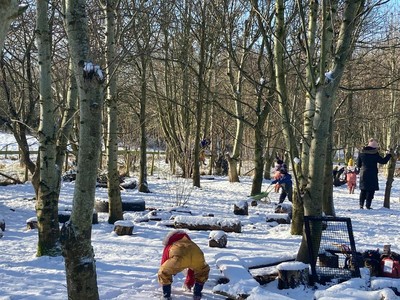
[{"xmin": 158, "ymin": 230, "xmax": 210, "ymax": 300}]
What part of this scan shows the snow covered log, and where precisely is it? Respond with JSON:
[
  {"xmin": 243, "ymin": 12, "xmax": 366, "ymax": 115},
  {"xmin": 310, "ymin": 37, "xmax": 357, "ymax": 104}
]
[
  {"xmin": 94, "ymin": 199, "xmax": 145, "ymax": 212},
  {"xmin": 209, "ymin": 230, "xmax": 227, "ymax": 248},
  {"xmin": 58, "ymin": 210, "xmax": 98, "ymax": 224},
  {"xmin": 233, "ymin": 201, "xmax": 248, "ymax": 215},
  {"xmin": 174, "ymin": 216, "xmax": 242, "ymax": 233},
  {"xmin": 213, "ymin": 253, "xmax": 259, "ymax": 299},
  {"xmin": 277, "ymin": 261, "xmax": 309, "ymax": 289},
  {"xmin": 266, "ymin": 213, "xmax": 291, "ymax": 224},
  {"xmin": 113, "ymin": 220, "xmax": 134, "ymax": 236}
]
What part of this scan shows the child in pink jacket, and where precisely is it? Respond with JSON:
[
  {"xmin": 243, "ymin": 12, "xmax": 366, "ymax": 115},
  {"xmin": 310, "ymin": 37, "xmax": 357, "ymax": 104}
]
[{"xmin": 346, "ymin": 168, "xmax": 357, "ymax": 194}]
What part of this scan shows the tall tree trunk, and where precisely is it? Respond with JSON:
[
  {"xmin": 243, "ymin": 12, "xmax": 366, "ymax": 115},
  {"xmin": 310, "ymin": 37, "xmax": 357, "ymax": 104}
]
[
  {"xmin": 297, "ymin": 0, "xmax": 366, "ymax": 263},
  {"xmin": 225, "ymin": 15, "xmax": 252, "ymax": 184},
  {"xmin": 323, "ymin": 119, "xmax": 335, "ymax": 216},
  {"xmin": 384, "ymin": 44, "xmax": 399, "ymax": 208},
  {"xmin": 192, "ymin": 0, "xmax": 208, "ymax": 188},
  {"xmin": 138, "ymin": 54, "xmax": 150, "ymax": 193},
  {"xmin": 298, "ymin": 0, "xmax": 318, "ymax": 188},
  {"xmin": 251, "ymin": 118, "xmax": 266, "ymax": 195},
  {"xmin": 274, "ymin": 0, "xmax": 302, "ymax": 234},
  {"xmin": 104, "ymin": 0, "xmax": 123, "ymax": 221},
  {"xmin": 35, "ymin": 0, "xmax": 60, "ymax": 257},
  {"xmin": 61, "ymin": 0, "xmax": 103, "ymax": 298},
  {"xmin": 274, "ymin": 0, "xmax": 300, "ymax": 174},
  {"xmin": 55, "ymin": 60, "xmax": 78, "ymax": 185}
]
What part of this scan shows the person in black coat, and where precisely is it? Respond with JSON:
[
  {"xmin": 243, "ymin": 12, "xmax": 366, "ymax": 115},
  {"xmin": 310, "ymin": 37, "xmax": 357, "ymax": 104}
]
[{"xmin": 356, "ymin": 138, "xmax": 391, "ymax": 209}]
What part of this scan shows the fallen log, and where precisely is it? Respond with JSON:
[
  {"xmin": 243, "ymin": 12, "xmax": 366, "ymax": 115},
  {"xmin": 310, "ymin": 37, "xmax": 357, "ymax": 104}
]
[{"xmin": 174, "ymin": 216, "xmax": 241, "ymax": 233}]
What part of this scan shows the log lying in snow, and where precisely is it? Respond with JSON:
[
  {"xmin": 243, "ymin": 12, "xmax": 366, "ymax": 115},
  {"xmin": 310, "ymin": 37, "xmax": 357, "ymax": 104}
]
[
  {"xmin": 212, "ymin": 254, "xmax": 259, "ymax": 299},
  {"xmin": 95, "ymin": 199, "xmax": 145, "ymax": 212},
  {"xmin": 265, "ymin": 213, "xmax": 291, "ymax": 224},
  {"xmin": 174, "ymin": 216, "xmax": 242, "ymax": 233},
  {"xmin": 58, "ymin": 210, "xmax": 98, "ymax": 224}
]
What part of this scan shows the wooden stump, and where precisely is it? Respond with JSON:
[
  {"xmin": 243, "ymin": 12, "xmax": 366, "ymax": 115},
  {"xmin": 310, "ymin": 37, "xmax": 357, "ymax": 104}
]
[
  {"xmin": 277, "ymin": 262, "xmax": 309, "ymax": 289},
  {"xmin": 113, "ymin": 220, "xmax": 134, "ymax": 236},
  {"xmin": 26, "ymin": 217, "xmax": 38, "ymax": 230},
  {"xmin": 233, "ymin": 200, "xmax": 248, "ymax": 215},
  {"xmin": 209, "ymin": 230, "xmax": 227, "ymax": 248}
]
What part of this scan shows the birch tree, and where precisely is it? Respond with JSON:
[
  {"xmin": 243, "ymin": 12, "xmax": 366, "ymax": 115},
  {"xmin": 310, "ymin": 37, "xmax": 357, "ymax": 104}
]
[
  {"xmin": 35, "ymin": 0, "xmax": 60, "ymax": 256},
  {"xmin": 61, "ymin": 0, "xmax": 103, "ymax": 297},
  {"xmin": 297, "ymin": 0, "xmax": 366, "ymax": 263},
  {"xmin": 384, "ymin": 32, "xmax": 400, "ymax": 209},
  {"xmin": 103, "ymin": 0, "xmax": 123, "ymax": 223}
]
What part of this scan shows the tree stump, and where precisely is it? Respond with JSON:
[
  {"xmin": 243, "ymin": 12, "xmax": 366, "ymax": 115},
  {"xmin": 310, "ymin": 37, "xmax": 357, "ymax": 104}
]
[
  {"xmin": 277, "ymin": 262, "xmax": 309, "ymax": 289},
  {"xmin": 113, "ymin": 220, "xmax": 134, "ymax": 236},
  {"xmin": 250, "ymin": 200, "xmax": 258, "ymax": 207},
  {"xmin": 209, "ymin": 230, "xmax": 227, "ymax": 248},
  {"xmin": 26, "ymin": 217, "xmax": 38, "ymax": 230},
  {"xmin": 233, "ymin": 200, "xmax": 248, "ymax": 215}
]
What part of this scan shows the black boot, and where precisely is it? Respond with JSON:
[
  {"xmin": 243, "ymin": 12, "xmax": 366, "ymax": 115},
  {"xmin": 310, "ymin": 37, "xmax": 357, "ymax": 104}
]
[
  {"xmin": 161, "ymin": 284, "xmax": 172, "ymax": 300},
  {"xmin": 193, "ymin": 282, "xmax": 203, "ymax": 300}
]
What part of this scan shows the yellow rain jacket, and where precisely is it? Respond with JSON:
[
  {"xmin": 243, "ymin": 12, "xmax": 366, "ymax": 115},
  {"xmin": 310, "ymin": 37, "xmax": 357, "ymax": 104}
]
[{"xmin": 158, "ymin": 231, "xmax": 209, "ymax": 286}]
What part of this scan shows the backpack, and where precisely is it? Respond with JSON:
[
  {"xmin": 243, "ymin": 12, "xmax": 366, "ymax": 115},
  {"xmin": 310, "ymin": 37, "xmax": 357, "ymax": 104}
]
[{"xmin": 380, "ymin": 252, "xmax": 400, "ymax": 278}]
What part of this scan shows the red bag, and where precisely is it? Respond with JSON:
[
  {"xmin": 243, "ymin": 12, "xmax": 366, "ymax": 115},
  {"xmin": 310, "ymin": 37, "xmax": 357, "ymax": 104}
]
[{"xmin": 380, "ymin": 257, "xmax": 400, "ymax": 278}]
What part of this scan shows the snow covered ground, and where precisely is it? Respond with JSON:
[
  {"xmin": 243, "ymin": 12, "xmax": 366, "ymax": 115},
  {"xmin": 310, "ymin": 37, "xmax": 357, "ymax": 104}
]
[{"xmin": 0, "ymin": 132, "xmax": 400, "ymax": 300}]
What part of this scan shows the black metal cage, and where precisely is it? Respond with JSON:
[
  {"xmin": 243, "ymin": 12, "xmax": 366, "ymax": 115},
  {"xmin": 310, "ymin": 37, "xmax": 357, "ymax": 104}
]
[{"xmin": 304, "ymin": 216, "xmax": 361, "ymax": 284}]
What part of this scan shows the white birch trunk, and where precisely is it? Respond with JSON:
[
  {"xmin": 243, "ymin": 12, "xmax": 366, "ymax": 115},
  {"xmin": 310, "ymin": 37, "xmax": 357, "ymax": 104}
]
[
  {"xmin": 35, "ymin": 0, "xmax": 60, "ymax": 257},
  {"xmin": 61, "ymin": 0, "xmax": 103, "ymax": 298},
  {"xmin": 104, "ymin": 0, "xmax": 123, "ymax": 223}
]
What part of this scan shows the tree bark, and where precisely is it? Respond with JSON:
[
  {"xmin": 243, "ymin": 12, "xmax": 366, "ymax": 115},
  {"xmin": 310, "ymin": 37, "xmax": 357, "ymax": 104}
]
[
  {"xmin": 383, "ymin": 44, "xmax": 399, "ymax": 209},
  {"xmin": 104, "ymin": 0, "xmax": 123, "ymax": 223},
  {"xmin": 35, "ymin": 0, "xmax": 60, "ymax": 257},
  {"xmin": 297, "ymin": 0, "xmax": 366, "ymax": 263},
  {"xmin": 62, "ymin": 0, "xmax": 102, "ymax": 298}
]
